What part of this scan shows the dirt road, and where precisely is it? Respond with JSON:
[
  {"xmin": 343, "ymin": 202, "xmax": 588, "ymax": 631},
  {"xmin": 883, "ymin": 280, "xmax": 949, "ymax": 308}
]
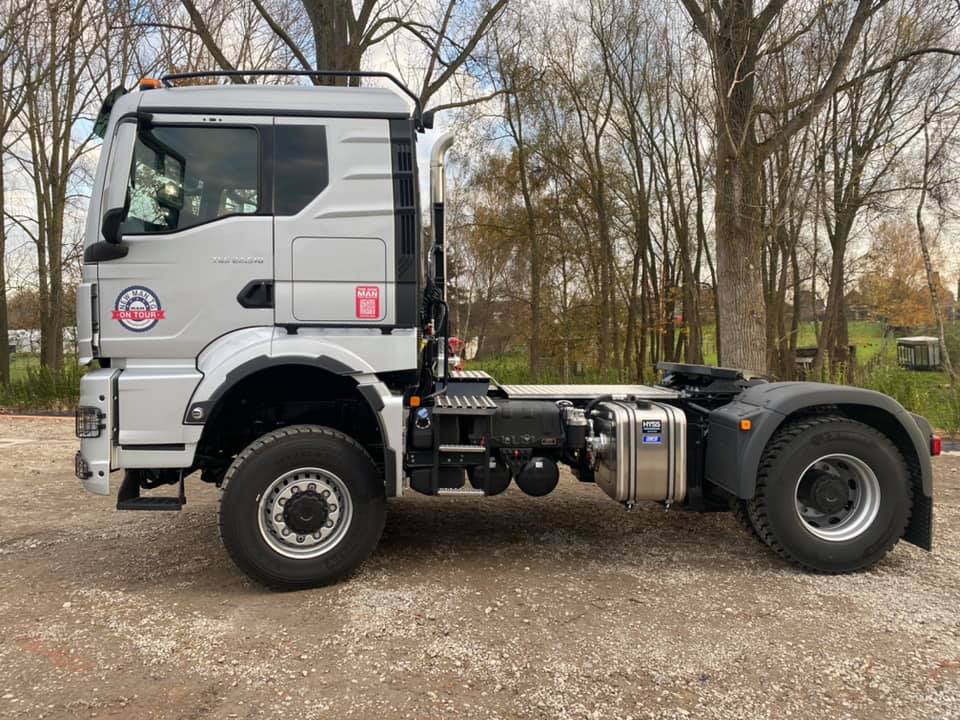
[{"xmin": 1, "ymin": 415, "xmax": 958, "ymax": 719}]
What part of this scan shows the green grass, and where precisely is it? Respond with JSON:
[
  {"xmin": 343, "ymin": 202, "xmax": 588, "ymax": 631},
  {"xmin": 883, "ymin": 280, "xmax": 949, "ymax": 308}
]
[
  {"xmin": 472, "ymin": 351, "xmax": 627, "ymax": 385},
  {"xmin": 471, "ymin": 322, "xmax": 960, "ymax": 433},
  {"xmin": 1, "ymin": 355, "xmax": 83, "ymax": 412},
  {"xmin": 474, "ymin": 322, "xmax": 887, "ymax": 384},
  {"xmin": 10, "ymin": 354, "xmax": 41, "ymax": 383},
  {"xmin": 856, "ymin": 360, "xmax": 960, "ymax": 433}
]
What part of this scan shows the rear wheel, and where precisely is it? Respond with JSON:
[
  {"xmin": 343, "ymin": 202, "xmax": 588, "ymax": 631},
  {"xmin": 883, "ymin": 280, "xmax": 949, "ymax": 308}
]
[
  {"xmin": 731, "ymin": 499, "xmax": 761, "ymax": 541},
  {"xmin": 219, "ymin": 425, "xmax": 385, "ymax": 590},
  {"xmin": 747, "ymin": 415, "xmax": 911, "ymax": 573}
]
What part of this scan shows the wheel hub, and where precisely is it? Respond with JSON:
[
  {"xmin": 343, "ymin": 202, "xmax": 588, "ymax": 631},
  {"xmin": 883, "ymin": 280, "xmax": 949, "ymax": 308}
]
[
  {"xmin": 807, "ymin": 471, "xmax": 850, "ymax": 514},
  {"xmin": 282, "ymin": 490, "xmax": 329, "ymax": 534},
  {"xmin": 257, "ymin": 468, "xmax": 352, "ymax": 559},
  {"xmin": 793, "ymin": 453, "xmax": 881, "ymax": 543}
]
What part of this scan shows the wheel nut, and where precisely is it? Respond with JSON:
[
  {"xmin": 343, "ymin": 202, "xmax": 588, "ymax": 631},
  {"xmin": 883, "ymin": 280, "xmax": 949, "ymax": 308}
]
[
  {"xmin": 328, "ymin": 504, "xmax": 337, "ymax": 512},
  {"xmin": 308, "ymin": 483, "xmax": 316, "ymax": 491},
  {"xmin": 297, "ymin": 535, "xmax": 304, "ymax": 543},
  {"xmin": 322, "ymin": 490, "xmax": 330, "ymax": 498},
  {"xmin": 325, "ymin": 520, "xmax": 334, "ymax": 528},
  {"xmin": 275, "ymin": 514, "xmax": 283, "ymax": 522},
  {"xmin": 281, "ymin": 528, "xmax": 290, "ymax": 536}
]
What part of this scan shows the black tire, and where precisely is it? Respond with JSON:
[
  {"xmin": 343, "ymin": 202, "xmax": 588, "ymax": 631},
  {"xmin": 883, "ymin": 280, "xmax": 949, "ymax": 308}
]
[
  {"xmin": 746, "ymin": 415, "xmax": 911, "ymax": 573},
  {"xmin": 219, "ymin": 425, "xmax": 386, "ymax": 590},
  {"xmin": 731, "ymin": 499, "xmax": 761, "ymax": 542}
]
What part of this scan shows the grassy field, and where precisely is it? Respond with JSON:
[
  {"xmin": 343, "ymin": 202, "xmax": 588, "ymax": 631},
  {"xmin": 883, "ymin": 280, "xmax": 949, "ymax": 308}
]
[
  {"xmin": 472, "ymin": 322, "xmax": 960, "ymax": 433},
  {"xmin": 474, "ymin": 322, "xmax": 889, "ymax": 383},
  {"xmin": 3, "ymin": 323, "xmax": 960, "ymax": 433},
  {"xmin": 10, "ymin": 354, "xmax": 41, "ymax": 383},
  {"xmin": 1, "ymin": 354, "xmax": 82, "ymax": 412}
]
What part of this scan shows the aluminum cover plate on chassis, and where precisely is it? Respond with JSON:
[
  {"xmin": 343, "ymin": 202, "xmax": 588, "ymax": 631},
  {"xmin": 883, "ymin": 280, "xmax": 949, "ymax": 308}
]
[
  {"xmin": 500, "ymin": 384, "xmax": 678, "ymax": 401},
  {"xmin": 592, "ymin": 401, "xmax": 687, "ymax": 503}
]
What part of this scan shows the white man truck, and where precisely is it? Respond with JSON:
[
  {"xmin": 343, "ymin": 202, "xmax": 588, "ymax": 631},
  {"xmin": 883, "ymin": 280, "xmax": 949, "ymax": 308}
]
[{"xmin": 74, "ymin": 71, "xmax": 938, "ymax": 589}]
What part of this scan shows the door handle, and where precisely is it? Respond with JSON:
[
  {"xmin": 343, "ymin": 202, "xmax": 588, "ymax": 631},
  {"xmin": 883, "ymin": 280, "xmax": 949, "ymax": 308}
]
[{"xmin": 237, "ymin": 280, "xmax": 274, "ymax": 309}]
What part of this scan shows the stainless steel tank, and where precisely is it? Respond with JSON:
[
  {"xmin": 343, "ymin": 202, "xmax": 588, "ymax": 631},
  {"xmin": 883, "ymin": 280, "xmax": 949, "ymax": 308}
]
[{"xmin": 591, "ymin": 401, "xmax": 687, "ymax": 503}]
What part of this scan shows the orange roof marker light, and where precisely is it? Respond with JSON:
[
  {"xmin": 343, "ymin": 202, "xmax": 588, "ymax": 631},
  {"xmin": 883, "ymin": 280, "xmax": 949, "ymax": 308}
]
[
  {"xmin": 739, "ymin": 419, "xmax": 752, "ymax": 432},
  {"xmin": 139, "ymin": 78, "xmax": 162, "ymax": 91}
]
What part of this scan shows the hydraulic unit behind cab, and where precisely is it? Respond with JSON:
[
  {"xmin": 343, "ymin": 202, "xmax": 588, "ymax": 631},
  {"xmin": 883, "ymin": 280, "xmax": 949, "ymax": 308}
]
[{"xmin": 74, "ymin": 71, "xmax": 938, "ymax": 589}]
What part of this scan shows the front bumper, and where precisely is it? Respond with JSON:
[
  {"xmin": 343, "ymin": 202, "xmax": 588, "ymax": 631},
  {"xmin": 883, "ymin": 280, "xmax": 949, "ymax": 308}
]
[{"xmin": 74, "ymin": 368, "xmax": 120, "ymax": 495}]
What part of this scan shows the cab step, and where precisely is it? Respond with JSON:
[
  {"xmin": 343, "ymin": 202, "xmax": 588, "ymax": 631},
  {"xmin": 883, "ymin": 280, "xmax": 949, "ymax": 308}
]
[
  {"xmin": 117, "ymin": 469, "xmax": 185, "ymax": 511},
  {"xmin": 117, "ymin": 496, "xmax": 183, "ymax": 511},
  {"xmin": 437, "ymin": 487, "xmax": 485, "ymax": 497}
]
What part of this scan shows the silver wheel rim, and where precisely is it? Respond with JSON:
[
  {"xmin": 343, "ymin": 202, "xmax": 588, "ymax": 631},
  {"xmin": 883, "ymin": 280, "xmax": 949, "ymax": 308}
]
[
  {"xmin": 793, "ymin": 453, "xmax": 881, "ymax": 542},
  {"xmin": 257, "ymin": 467, "xmax": 353, "ymax": 559}
]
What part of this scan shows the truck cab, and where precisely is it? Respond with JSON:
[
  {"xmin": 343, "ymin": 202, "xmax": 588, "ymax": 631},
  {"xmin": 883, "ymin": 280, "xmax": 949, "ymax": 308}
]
[{"xmin": 75, "ymin": 73, "xmax": 937, "ymax": 590}]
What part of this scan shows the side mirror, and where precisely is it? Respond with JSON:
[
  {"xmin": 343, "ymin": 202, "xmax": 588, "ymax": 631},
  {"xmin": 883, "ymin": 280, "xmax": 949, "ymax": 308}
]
[
  {"xmin": 85, "ymin": 207, "xmax": 128, "ymax": 262},
  {"xmin": 101, "ymin": 207, "xmax": 124, "ymax": 244},
  {"xmin": 421, "ymin": 109, "xmax": 435, "ymax": 130}
]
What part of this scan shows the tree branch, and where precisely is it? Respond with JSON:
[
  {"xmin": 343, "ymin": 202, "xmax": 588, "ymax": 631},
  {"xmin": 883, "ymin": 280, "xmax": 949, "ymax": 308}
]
[
  {"xmin": 756, "ymin": 0, "xmax": 877, "ymax": 159},
  {"xmin": 250, "ymin": 0, "xmax": 313, "ymax": 71},
  {"xmin": 421, "ymin": 0, "xmax": 508, "ymax": 107},
  {"xmin": 679, "ymin": 0, "xmax": 710, "ymax": 37},
  {"xmin": 426, "ymin": 86, "xmax": 509, "ymax": 114},
  {"xmin": 179, "ymin": 0, "xmax": 245, "ymax": 81}
]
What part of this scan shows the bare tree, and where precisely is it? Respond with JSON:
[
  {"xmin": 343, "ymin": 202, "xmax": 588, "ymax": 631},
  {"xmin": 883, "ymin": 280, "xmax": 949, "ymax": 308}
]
[
  {"xmin": 679, "ymin": 0, "xmax": 959, "ymax": 373},
  {"xmin": 915, "ymin": 72, "xmax": 960, "ymax": 380},
  {"xmin": 175, "ymin": 0, "xmax": 508, "ymax": 111},
  {"xmin": 0, "ymin": 0, "xmax": 35, "ymax": 384}
]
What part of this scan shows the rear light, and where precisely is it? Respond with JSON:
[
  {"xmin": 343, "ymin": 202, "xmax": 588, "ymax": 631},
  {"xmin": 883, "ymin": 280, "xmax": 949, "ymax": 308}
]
[
  {"xmin": 931, "ymin": 435, "xmax": 942, "ymax": 456},
  {"xmin": 75, "ymin": 406, "xmax": 104, "ymax": 438}
]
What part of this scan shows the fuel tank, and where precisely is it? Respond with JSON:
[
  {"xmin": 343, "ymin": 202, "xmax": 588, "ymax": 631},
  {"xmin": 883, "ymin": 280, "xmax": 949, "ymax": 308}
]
[{"xmin": 591, "ymin": 401, "xmax": 687, "ymax": 503}]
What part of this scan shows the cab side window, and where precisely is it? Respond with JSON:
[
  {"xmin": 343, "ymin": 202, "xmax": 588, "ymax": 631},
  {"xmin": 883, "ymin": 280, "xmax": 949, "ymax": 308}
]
[
  {"xmin": 274, "ymin": 124, "xmax": 329, "ymax": 215},
  {"xmin": 122, "ymin": 126, "xmax": 259, "ymax": 234}
]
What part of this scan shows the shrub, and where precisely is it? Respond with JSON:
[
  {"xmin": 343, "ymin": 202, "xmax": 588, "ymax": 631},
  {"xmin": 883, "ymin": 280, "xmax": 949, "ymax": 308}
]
[{"xmin": 0, "ymin": 361, "xmax": 82, "ymax": 412}]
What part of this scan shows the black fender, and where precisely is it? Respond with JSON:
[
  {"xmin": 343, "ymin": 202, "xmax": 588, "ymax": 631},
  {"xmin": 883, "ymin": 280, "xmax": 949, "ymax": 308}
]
[{"xmin": 705, "ymin": 382, "xmax": 934, "ymax": 549}]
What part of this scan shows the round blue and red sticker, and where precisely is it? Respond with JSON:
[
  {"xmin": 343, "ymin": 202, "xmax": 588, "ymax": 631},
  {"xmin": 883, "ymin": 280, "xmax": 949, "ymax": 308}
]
[{"xmin": 112, "ymin": 286, "xmax": 166, "ymax": 332}]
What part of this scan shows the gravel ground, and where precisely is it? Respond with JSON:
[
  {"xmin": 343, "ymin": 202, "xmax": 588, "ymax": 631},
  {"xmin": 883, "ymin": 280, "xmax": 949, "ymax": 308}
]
[{"xmin": 1, "ymin": 415, "xmax": 959, "ymax": 720}]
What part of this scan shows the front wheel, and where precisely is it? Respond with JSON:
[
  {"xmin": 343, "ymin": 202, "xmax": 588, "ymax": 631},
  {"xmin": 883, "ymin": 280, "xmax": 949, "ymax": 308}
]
[
  {"xmin": 747, "ymin": 415, "xmax": 912, "ymax": 573},
  {"xmin": 219, "ymin": 425, "xmax": 386, "ymax": 590}
]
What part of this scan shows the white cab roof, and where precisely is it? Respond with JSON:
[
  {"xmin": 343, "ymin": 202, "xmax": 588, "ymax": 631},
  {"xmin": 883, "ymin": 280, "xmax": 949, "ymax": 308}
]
[{"xmin": 139, "ymin": 84, "xmax": 412, "ymax": 117}]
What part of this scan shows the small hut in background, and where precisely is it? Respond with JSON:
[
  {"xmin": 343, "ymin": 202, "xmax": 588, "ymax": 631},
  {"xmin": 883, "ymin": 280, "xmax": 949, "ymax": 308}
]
[{"xmin": 896, "ymin": 336, "xmax": 942, "ymax": 371}]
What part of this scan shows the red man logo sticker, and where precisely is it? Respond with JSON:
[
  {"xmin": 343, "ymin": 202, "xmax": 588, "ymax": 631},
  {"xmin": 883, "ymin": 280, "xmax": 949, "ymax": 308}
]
[{"xmin": 355, "ymin": 286, "xmax": 380, "ymax": 320}]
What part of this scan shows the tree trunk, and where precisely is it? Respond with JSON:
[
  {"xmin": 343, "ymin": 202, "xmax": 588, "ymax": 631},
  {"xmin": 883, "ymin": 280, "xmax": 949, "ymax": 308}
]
[
  {"xmin": 0, "ymin": 151, "xmax": 8, "ymax": 385},
  {"xmin": 303, "ymin": 0, "xmax": 355, "ymax": 85},
  {"xmin": 917, "ymin": 119, "xmax": 955, "ymax": 380},
  {"xmin": 715, "ymin": 140, "xmax": 767, "ymax": 373}
]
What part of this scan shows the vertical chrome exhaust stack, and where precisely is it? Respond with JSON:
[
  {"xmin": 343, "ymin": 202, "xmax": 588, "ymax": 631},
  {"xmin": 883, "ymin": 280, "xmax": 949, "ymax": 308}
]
[{"xmin": 429, "ymin": 131, "xmax": 455, "ymax": 328}]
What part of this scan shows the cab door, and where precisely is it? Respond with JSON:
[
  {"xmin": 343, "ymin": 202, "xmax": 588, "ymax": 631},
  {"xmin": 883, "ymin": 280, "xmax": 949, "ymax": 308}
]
[
  {"xmin": 272, "ymin": 116, "xmax": 395, "ymax": 326},
  {"xmin": 97, "ymin": 114, "xmax": 274, "ymax": 359}
]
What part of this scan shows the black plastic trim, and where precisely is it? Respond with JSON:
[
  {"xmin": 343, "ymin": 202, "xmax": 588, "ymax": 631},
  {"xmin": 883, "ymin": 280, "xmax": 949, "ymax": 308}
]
[
  {"xmin": 184, "ymin": 355, "xmax": 358, "ymax": 424},
  {"xmin": 159, "ymin": 69, "xmax": 422, "ymax": 123},
  {"xmin": 357, "ymin": 384, "xmax": 398, "ymax": 497},
  {"xmin": 237, "ymin": 279, "xmax": 274, "ymax": 309},
  {"xmin": 140, "ymin": 106, "xmax": 409, "ymax": 120},
  {"xmin": 84, "ymin": 241, "xmax": 129, "ymax": 263},
  {"xmin": 389, "ymin": 118, "xmax": 420, "ymax": 327},
  {"xmin": 705, "ymin": 382, "xmax": 935, "ymax": 500},
  {"xmin": 121, "ymin": 443, "xmax": 187, "ymax": 451}
]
